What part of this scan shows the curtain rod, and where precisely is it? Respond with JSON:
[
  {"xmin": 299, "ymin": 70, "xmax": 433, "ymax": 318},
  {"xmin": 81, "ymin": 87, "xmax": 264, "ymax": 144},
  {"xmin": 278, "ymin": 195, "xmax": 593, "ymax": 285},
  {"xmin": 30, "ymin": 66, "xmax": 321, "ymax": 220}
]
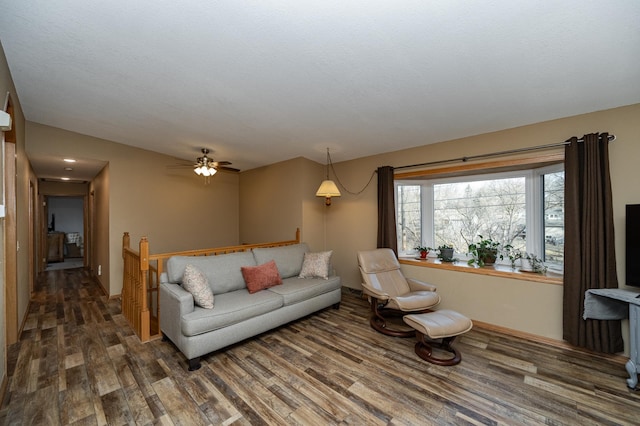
[{"xmin": 394, "ymin": 133, "xmax": 616, "ymax": 171}]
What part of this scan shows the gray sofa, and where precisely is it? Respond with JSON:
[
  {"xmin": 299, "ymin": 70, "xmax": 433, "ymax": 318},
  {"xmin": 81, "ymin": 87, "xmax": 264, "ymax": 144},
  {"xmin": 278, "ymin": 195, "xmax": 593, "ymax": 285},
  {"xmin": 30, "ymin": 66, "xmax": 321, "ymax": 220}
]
[{"xmin": 159, "ymin": 243, "xmax": 342, "ymax": 370}]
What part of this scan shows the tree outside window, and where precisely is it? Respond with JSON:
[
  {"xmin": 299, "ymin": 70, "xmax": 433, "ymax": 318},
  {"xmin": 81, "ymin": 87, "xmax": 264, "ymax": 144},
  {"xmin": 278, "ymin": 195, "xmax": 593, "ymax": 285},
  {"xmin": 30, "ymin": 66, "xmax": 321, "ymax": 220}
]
[{"xmin": 433, "ymin": 177, "xmax": 526, "ymax": 254}]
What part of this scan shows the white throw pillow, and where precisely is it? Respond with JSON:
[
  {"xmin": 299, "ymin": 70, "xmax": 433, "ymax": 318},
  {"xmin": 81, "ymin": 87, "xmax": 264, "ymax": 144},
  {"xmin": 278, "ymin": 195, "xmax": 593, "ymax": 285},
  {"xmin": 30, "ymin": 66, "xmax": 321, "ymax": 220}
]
[
  {"xmin": 298, "ymin": 251, "xmax": 332, "ymax": 279},
  {"xmin": 182, "ymin": 264, "xmax": 214, "ymax": 309}
]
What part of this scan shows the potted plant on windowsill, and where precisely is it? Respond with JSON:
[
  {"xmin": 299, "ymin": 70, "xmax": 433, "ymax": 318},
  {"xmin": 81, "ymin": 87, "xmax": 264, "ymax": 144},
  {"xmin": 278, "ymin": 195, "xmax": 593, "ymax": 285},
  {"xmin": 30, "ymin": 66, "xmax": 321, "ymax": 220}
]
[
  {"xmin": 414, "ymin": 245, "xmax": 431, "ymax": 259},
  {"xmin": 507, "ymin": 250, "xmax": 548, "ymax": 274},
  {"xmin": 436, "ymin": 244, "xmax": 455, "ymax": 262},
  {"xmin": 467, "ymin": 235, "xmax": 508, "ymax": 267}
]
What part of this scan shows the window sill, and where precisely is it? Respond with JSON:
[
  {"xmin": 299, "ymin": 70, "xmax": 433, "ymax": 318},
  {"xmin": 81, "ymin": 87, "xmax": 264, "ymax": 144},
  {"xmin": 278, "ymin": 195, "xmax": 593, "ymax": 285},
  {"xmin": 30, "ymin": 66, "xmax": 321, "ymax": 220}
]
[{"xmin": 398, "ymin": 257, "xmax": 563, "ymax": 285}]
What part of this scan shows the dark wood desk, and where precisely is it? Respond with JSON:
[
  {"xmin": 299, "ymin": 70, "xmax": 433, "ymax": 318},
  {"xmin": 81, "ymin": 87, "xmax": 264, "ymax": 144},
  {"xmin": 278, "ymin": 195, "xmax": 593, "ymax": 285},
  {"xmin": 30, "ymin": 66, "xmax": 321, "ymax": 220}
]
[{"xmin": 47, "ymin": 232, "xmax": 64, "ymax": 263}]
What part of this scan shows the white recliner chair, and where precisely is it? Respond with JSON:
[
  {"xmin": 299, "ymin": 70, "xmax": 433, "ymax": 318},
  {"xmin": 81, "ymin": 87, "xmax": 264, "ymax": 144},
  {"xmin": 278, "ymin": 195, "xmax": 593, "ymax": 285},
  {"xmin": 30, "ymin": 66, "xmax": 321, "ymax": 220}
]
[
  {"xmin": 357, "ymin": 248, "xmax": 473, "ymax": 365},
  {"xmin": 357, "ymin": 248, "xmax": 441, "ymax": 337}
]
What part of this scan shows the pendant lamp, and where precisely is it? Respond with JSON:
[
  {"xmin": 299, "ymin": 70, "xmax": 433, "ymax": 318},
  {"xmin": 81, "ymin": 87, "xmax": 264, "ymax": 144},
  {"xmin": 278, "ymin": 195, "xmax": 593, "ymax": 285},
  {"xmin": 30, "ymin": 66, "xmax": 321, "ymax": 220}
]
[{"xmin": 316, "ymin": 148, "xmax": 341, "ymax": 205}]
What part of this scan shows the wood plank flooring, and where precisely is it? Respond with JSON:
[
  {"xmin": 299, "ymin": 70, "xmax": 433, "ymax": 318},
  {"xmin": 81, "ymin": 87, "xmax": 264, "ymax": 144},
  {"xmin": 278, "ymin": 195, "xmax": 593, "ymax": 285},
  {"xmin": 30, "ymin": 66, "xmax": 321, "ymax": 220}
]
[{"xmin": 1, "ymin": 267, "xmax": 639, "ymax": 425}]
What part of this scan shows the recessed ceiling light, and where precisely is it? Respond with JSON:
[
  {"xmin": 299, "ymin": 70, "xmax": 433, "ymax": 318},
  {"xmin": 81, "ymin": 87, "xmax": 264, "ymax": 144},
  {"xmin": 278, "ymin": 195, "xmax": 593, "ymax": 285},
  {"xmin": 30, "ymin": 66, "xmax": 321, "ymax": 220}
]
[
  {"xmin": 61, "ymin": 177, "xmax": 70, "ymax": 181},
  {"xmin": 63, "ymin": 158, "xmax": 76, "ymax": 163},
  {"xmin": 64, "ymin": 167, "xmax": 73, "ymax": 171}
]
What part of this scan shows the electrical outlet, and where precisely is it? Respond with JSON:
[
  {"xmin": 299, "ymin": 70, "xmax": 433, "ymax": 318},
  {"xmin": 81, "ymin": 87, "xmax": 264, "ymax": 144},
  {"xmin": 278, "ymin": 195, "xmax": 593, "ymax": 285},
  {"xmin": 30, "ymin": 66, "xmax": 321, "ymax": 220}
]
[{"xmin": 98, "ymin": 265, "xmax": 102, "ymax": 276}]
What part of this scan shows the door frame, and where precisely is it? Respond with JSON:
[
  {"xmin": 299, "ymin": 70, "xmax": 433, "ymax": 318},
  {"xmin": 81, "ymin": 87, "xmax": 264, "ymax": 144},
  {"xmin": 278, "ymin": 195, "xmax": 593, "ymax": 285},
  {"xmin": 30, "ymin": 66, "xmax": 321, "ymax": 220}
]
[
  {"xmin": 42, "ymin": 194, "xmax": 88, "ymax": 268},
  {"xmin": 3, "ymin": 93, "xmax": 17, "ymax": 345}
]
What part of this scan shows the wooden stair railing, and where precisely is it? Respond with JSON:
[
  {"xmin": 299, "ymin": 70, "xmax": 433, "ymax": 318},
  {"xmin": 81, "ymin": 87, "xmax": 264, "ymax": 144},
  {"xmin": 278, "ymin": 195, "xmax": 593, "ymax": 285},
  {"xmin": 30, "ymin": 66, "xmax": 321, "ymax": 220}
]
[
  {"xmin": 122, "ymin": 233, "xmax": 153, "ymax": 342},
  {"xmin": 121, "ymin": 229, "xmax": 301, "ymax": 342}
]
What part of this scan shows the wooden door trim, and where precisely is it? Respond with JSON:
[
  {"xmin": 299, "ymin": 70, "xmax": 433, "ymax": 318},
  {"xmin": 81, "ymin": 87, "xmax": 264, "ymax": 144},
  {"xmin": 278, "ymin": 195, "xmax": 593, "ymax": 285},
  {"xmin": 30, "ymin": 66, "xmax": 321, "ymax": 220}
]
[{"xmin": 3, "ymin": 94, "xmax": 18, "ymax": 345}]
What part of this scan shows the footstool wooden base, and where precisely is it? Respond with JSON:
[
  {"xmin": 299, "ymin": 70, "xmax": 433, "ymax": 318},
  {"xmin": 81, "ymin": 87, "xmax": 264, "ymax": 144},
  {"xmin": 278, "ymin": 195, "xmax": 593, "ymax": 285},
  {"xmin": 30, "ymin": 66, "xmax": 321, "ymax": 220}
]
[{"xmin": 403, "ymin": 310, "xmax": 473, "ymax": 366}]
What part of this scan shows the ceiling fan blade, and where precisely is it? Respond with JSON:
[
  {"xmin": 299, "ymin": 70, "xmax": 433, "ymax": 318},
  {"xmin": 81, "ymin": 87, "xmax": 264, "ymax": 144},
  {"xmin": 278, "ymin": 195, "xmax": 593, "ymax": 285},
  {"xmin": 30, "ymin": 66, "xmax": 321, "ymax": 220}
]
[
  {"xmin": 217, "ymin": 166, "xmax": 240, "ymax": 173},
  {"xmin": 212, "ymin": 161, "xmax": 232, "ymax": 167},
  {"xmin": 166, "ymin": 164, "xmax": 195, "ymax": 169}
]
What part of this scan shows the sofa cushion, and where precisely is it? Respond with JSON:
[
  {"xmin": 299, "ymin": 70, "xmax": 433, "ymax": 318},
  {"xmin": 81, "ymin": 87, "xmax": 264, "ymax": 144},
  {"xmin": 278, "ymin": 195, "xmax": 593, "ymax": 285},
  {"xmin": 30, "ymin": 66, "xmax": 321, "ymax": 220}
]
[
  {"xmin": 267, "ymin": 275, "xmax": 341, "ymax": 306},
  {"xmin": 182, "ymin": 264, "xmax": 214, "ymax": 309},
  {"xmin": 252, "ymin": 243, "xmax": 309, "ymax": 279},
  {"xmin": 181, "ymin": 289, "xmax": 283, "ymax": 336},
  {"xmin": 241, "ymin": 260, "xmax": 283, "ymax": 294},
  {"xmin": 167, "ymin": 251, "xmax": 256, "ymax": 295},
  {"xmin": 298, "ymin": 251, "xmax": 332, "ymax": 279}
]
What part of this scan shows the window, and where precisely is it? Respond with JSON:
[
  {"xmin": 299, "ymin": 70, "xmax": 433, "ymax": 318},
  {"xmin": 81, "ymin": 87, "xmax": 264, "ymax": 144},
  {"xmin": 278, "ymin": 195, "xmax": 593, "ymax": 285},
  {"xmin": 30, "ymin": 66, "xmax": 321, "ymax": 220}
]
[
  {"xmin": 543, "ymin": 171, "xmax": 564, "ymax": 267},
  {"xmin": 396, "ymin": 164, "xmax": 564, "ymax": 271}
]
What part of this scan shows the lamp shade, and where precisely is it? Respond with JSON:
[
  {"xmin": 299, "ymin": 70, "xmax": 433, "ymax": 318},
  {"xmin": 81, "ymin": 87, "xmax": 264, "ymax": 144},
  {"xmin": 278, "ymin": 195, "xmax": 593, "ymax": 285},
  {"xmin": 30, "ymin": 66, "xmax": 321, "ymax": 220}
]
[{"xmin": 316, "ymin": 180, "xmax": 341, "ymax": 197}]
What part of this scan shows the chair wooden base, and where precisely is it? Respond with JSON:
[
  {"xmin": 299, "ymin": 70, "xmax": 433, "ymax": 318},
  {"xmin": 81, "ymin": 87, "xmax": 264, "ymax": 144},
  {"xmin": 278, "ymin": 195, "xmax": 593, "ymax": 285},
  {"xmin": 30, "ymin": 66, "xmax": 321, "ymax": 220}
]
[
  {"xmin": 403, "ymin": 310, "xmax": 472, "ymax": 366},
  {"xmin": 369, "ymin": 297, "xmax": 431, "ymax": 337},
  {"xmin": 414, "ymin": 332, "xmax": 462, "ymax": 366}
]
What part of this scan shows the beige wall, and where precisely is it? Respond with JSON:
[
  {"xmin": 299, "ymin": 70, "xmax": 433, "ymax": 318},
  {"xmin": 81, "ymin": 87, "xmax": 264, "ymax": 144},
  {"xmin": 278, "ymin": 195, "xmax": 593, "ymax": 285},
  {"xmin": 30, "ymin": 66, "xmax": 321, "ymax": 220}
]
[
  {"xmin": 406, "ymin": 267, "xmax": 564, "ymax": 337},
  {"xmin": 26, "ymin": 122, "xmax": 241, "ymax": 296},
  {"xmin": 39, "ymin": 181, "xmax": 89, "ymax": 196},
  {"xmin": 0, "ymin": 41, "xmax": 28, "ymax": 393},
  {"xmin": 17, "ymin": 153, "xmax": 34, "ymax": 326},
  {"xmin": 239, "ymin": 103, "xmax": 640, "ymax": 349},
  {"xmin": 324, "ymin": 103, "xmax": 640, "ymax": 346},
  {"xmin": 240, "ymin": 104, "xmax": 640, "ymax": 353},
  {"xmin": 240, "ymin": 156, "xmax": 326, "ymax": 251},
  {"xmin": 89, "ymin": 165, "xmax": 110, "ymax": 293},
  {"xmin": 608, "ymin": 105, "xmax": 640, "ymax": 284},
  {"xmin": 0, "ymin": 42, "xmax": 9, "ymax": 397}
]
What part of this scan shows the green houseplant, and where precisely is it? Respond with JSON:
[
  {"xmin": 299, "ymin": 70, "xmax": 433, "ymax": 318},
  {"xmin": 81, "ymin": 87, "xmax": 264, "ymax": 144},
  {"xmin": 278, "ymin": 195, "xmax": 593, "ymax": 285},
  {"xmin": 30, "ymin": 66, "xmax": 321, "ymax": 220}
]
[
  {"xmin": 436, "ymin": 244, "xmax": 455, "ymax": 262},
  {"xmin": 467, "ymin": 235, "xmax": 509, "ymax": 267},
  {"xmin": 414, "ymin": 245, "xmax": 431, "ymax": 259},
  {"xmin": 507, "ymin": 250, "xmax": 548, "ymax": 274}
]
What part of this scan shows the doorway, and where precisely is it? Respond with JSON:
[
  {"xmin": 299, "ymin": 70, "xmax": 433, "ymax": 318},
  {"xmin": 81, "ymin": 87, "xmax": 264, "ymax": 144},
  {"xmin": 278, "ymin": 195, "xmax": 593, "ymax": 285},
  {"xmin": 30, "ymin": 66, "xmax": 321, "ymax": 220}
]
[{"xmin": 45, "ymin": 195, "xmax": 86, "ymax": 270}]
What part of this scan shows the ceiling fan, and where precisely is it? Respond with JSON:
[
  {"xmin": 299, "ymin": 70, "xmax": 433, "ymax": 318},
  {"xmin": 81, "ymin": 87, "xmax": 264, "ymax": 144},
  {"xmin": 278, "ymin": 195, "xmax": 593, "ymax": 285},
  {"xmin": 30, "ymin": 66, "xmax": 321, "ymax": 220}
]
[
  {"xmin": 192, "ymin": 148, "xmax": 238, "ymax": 176},
  {"xmin": 167, "ymin": 148, "xmax": 239, "ymax": 183}
]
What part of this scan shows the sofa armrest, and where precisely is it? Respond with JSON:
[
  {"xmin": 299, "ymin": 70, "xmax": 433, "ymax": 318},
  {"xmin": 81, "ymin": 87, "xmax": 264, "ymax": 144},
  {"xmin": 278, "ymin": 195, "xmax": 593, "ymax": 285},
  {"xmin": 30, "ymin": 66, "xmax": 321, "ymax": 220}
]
[
  {"xmin": 159, "ymin": 282, "xmax": 194, "ymax": 342},
  {"xmin": 407, "ymin": 278, "xmax": 437, "ymax": 292}
]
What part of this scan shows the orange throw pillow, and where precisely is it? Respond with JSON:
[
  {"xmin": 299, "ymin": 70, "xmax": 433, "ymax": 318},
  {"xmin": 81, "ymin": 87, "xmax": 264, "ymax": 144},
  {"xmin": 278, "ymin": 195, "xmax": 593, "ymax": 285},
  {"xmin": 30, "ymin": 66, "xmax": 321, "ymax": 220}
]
[{"xmin": 241, "ymin": 260, "xmax": 283, "ymax": 294}]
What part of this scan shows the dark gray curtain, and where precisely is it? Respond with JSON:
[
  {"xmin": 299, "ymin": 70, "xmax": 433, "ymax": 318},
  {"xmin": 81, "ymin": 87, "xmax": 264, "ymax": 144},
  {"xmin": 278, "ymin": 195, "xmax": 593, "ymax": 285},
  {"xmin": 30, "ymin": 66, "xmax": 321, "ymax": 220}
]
[
  {"xmin": 377, "ymin": 166, "xmax": 397, "ymax": 254},
  {"xmin": 563, "ymin": 133, "xmax": 623, "ymax": 353}
]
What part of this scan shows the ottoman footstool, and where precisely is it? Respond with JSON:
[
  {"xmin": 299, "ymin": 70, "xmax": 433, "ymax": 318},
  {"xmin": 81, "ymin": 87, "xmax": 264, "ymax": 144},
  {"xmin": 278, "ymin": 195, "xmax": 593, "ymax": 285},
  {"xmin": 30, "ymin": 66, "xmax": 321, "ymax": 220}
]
[{"xmin": 403, "ymin": 310, "xmax": 473, "ymax": 366}]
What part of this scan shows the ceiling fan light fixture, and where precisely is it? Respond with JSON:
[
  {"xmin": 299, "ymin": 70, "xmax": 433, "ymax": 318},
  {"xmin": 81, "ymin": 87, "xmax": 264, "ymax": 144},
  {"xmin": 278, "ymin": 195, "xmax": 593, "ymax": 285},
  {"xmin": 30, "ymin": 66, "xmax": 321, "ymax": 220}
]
[
  {"xmin": 193, "ymin": 148, "xmax": 221, "ymax": 179},
  {"xmin": 194, "ymin": 165, "xmax": 217, "ymax": 176}
]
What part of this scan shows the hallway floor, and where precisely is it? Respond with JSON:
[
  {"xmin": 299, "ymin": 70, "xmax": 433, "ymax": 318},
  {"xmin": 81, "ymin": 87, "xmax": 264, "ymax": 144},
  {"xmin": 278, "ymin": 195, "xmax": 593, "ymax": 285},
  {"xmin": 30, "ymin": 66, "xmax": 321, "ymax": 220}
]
[{"xmin": 45, "ymin": 258, "xmax": 84, "ymax": 271}]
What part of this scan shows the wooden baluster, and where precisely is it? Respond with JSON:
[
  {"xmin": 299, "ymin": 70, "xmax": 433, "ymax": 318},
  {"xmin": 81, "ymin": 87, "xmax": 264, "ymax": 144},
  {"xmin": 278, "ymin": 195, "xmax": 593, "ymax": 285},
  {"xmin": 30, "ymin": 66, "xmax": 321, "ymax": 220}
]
[
  {"xmin": 139, "ymin": 237, "xmax": 151, "ymax": 342},
  {"xmin": 122, "ymin": 232, "xmax": 131, "ymax": 326}
]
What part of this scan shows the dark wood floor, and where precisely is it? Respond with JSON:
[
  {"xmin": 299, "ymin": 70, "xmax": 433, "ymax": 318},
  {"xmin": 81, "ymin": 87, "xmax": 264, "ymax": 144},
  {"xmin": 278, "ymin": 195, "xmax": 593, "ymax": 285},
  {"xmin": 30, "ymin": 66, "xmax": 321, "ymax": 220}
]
[{"xmin": 1, "ymin": 268, "xmax": 639, "ymax": 425}]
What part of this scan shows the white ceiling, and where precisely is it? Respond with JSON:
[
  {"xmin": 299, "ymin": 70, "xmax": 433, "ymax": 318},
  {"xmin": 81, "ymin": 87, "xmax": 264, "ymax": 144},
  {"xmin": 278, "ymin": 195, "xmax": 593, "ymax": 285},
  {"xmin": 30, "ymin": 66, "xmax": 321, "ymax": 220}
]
[{"xmin": 1, "ymin": 1, "xmax": 639, "ymax": 181}]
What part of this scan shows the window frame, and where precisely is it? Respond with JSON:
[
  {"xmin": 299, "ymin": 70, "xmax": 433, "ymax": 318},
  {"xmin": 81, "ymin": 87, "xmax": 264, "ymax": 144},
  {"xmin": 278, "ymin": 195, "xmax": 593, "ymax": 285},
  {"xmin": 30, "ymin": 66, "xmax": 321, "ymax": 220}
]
[
  {"xmin": 394, "ymin": 154, "xmax": 564, "ymax": 272},
  {"xmin": 536, "ymin": 163, "xmax": 565, "ymax": 271}
]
